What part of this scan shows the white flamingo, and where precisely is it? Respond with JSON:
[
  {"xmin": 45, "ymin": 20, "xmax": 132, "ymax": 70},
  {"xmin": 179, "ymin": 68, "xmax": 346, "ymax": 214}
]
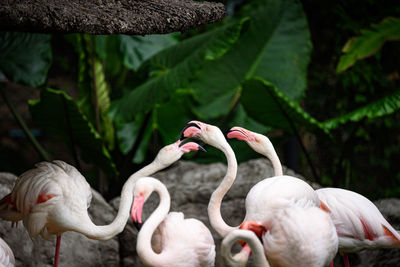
[
  {"xmin": 227, "ymin": 126, "xmax": 400, "ymax": 266},
  {"xmin": 180, "ymin": 121, "xmax": 319, "ymax": 238},
  {"xmin": 221, "ymin": 229, "xmax": 269, "ymax": 267},
  {"xmin": 0, "ymin": 140, "xmax": 203, "ymax": 267},
  {"xmin": 259, "ymin": 200, "xmax": 338, "ymax": 267},
  {"xmin": 0, "ymin": 237, "xmax": 14, "ymax": 267},
  {"xmin": 131, "ymin": 177, "xmax": 215, "ymax": 267},
  {"xmin": 317, "ymin": 188, "xmax": 400, "ymax": 267}
]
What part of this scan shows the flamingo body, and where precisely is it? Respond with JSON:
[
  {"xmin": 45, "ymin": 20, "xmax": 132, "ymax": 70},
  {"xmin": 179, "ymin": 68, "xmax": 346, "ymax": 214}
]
[
  {"xmin": 317, "ymin": 188, "xmax": 400, "ymax": 253},
  {"xmin": 261, "ymin": 201, "xmax": 338, "ymax": 267},
  {"xmin": 0, "ymin": 140, "xmax": 204, "ymax": 266},
  {"xmin": 132, "ymin": 177, "xmax": 215, "ymax": 267},
  {"xmin": 244, "ymin": 175, "xmax": 319, "ymax": 222},
  {"xmin": 0, "ymin": 237, "xmax": 14, "ymax": 267}
]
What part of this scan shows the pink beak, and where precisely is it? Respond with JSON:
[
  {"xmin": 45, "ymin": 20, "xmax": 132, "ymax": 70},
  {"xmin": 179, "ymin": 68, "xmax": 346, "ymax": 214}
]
[
  {"xmin": 131, "ymin": 195, "xmax": 145, "ymax": 230},
  {"xmin": 179, "ymin": 141, "xmax": 206, "ymax": 153},
  {"xmin": 180, "ymin": 122, "xmax": 202, "ymax": 140},
  {"xmin": 226, "ymin": 126, "xmax": 253, "ymax": 141}
]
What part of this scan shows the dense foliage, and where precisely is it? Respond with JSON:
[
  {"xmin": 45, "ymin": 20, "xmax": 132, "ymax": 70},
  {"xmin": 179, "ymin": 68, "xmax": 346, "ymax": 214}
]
[{"xmin": 0, "ymin": 0, "xmax": 399, "ymax": 199}]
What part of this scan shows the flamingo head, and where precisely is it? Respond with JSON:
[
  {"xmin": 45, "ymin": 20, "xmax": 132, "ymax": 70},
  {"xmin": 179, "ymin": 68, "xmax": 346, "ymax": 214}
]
[
  {"xmin": 180, "ymin": 120, "xmax": 227, "ymax": 150},
  {"xmin": 227, "ymin": 126, "xmax": 276, "ymax": 159},
  {"xmin": 131, "ymin": 178, "xmax": 159, "ymax": 230},
  {"xmin": 154, "ymin": 140, "xmax": 206, "ymax": 169},
  {"xmin": 238, "ymin": 221, "xmax": 267, "ymax": 246}
]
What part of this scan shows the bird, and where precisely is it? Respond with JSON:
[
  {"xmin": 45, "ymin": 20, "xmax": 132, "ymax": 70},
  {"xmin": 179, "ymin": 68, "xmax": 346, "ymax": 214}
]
[
  {"xmin": 180, "ymin": 121, "xmax": 319, "ymax": 238},
  {"xmin": 227, "ymin": 126, "xmax": 282, "ymax": 176},
  {"xmin": 221, "ymin": 229, "xmax": 269, "ymax": 267},
  {"xmin": 226, "ymin": 126, "xmax": 400, "ymax": 266},
  {"xmin": 131, "ymin": 176, "xmax": 216, "ymax": 267},
  {"xmin": 317, "ymin": 187, "xmax": 400, "ymax": 267},
  {"xmin": 0, "ymin": 237, "xmax": 15, "ymax": 267},
  {"xmin": 253, "ymin": 199, "xmax": 338, "ymax": 267},
  {"xmin": 0, "ymin": 139, "xmax": 204, "ymax": 267}
]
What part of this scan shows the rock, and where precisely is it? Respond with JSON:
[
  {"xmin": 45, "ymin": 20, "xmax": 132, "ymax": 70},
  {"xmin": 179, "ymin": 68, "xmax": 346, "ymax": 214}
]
[{"xmin": 0, "ymin": 172, "xmax": 119, "ymax": 267}]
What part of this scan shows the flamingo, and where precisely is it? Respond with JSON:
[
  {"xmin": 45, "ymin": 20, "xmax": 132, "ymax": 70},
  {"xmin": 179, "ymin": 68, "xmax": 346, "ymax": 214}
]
[
  {"xmin": 131, "ymin": 176, "xmax": 215, "ymax": 267},
  {"xmin": 255, "ymin": 199, "xmax": 338, "ymax": 267},
  {"xmin": 180, "ymin": 121, "xmax": 319, "ymax": 237},
  {"xmin": 0, "ymin": 140, "xmax": 203, "ymax": 267},
  {"xmin": 317, "ymin": 188, "xmax": 400, "ymax": 267},
  {"xmin": 227, "ymin": 126, "xmax": 400, "ymax": 266},
  {"xmin": 0, "ymin": 237, "xmax": 14, "ymax": 267},
  {"xmin": 221, "ymin": 229, "xmax": 269, "ymax": 267}
]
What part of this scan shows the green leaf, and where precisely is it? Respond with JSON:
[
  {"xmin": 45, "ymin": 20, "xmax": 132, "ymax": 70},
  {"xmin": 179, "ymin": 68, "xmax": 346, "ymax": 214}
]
[
  {"xmin": 74, "ymin": 35, "xmax": 115, "ymax": 150},
  {"xmin": 241, "ymin": 78, "xmax": 328, "ymax": 135},
  {"xmin": 191, "ymin": 0, "xmax": 312, "ymax": 109},
  {"xmin": 119, "ymin": 34, "xmax": 178, "ymax": 71},
  {"xmin": 116, "ymin": 114, "xmax": 146, "ymax": 155},
  {"xmin": 109, "ymin": 17, "xmax": 249, "ymax": 123},
  {"xmin": 323, "ymin": 89, "xmax": 400, "ymax": 129},
  {"xmin": 337, "ymin": 17, "xmax": 400, "ymax": 72},
  {"xmin": 0, "ymin": 32, "xmax": 52, "ymax": 86},
  {"xmin": 154, "ymin": 92, "xmax": 194, "ymax": 144},
  {"xmin": 29, "ymin": 88, "xmax": 118, "ymax": 177}
]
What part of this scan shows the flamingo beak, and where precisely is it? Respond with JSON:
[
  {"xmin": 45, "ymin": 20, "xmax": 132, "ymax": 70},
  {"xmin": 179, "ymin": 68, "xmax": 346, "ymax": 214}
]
[
  {"xmin": 180, "ymin": 122, "xmax": 202, "ymax": 140},
  {"xmin": 238, "ymin": 221, "xmax": 266, "ymax": 246},
  {"xmin": 179, "ymin": 142, "xmax": 207, "ymax": 153},
  {"xmin": 226, "ymin": 127, "xmax": 250, "ymax": 141},
  {"xmin": 131, "ymin": 195, "xmax": 145, "ymax": 230}
]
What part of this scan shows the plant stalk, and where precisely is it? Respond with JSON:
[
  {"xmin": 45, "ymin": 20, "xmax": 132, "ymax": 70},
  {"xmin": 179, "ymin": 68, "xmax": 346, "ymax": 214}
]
[{"xmin": 0, "ymin": 84, "xmax": 51, "ymax": 162}]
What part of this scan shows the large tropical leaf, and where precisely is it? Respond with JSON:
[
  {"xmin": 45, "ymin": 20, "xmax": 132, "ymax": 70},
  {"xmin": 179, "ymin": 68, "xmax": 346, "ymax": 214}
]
[
  {"xmin": 118, "ymin": 34, "xmax": 178, "ymax": 71},
  {"xmin": 0, "ymin": 32, "xmax": 51, "ymax": 86},
  {"xmin": 73, "ymin": 34, "xmax": 115, "ymax": 150},
  {"xmin": 29, "ymin": 88, "xmax": 118, "ymax": 177},
  {"xmin": 323, "ymin": 89, "xmax": 400, "ymax": 129},
  {"xmin": 241, "ymin": 78, "xmax": 328, "ymax": 135},
  {"xmin": 190, "ymin": 0, "xmax": 311, "ymax": 118},
  {"xmin": 337, "ymin": 17, "xmax": 400, "ymax": 73},
  {"xmin": 108, "ymin": 17, "xmax": 249, "ymax": 123}
]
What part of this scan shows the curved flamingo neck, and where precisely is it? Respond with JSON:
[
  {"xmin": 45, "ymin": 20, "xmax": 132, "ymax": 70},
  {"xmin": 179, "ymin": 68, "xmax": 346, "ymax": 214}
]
[
  {"xmin": 208, "ymin": 141, "xmax": 238, "ymax": 237},
  {"xmin": 69, "ymin": 175, "xmax": 136, "ymax": 240},
  {"xmin": 256, "ymin": 138, "xmax": 283, "ymax": 176},
  {"xmin": 68, "ymin": 160, "xmax": 167, "ymax": 240},
  {"xmin": 222, "ymin": 230, "xmax": 270, "ymax": 267},
  {"xmin": 136, "ymin": 180, "xmax": 171, "ymax": 266},
  {"xmin": 267, "ymin": 149, "xmax": 282, "ymax": 176}
]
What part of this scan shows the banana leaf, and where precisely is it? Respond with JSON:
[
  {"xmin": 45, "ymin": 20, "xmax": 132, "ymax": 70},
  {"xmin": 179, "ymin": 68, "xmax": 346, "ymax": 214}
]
[
  {"xmin": 29, "ymin": 88, "xmax": 118, "ymax": 178},
  {"xmin": 323, "ymin": 89, "xmax": 400, "ymax": 129},
  {"xmin": 191, "ymin": 0, "xmax": 312, "ymax": 119},
  {"xmin": 241, "ymin": 78, "xmax": 328, "ymax": 135},
  {"xmin": 108, "ymin": 17, "xmax": 250, "ymax": 123}
]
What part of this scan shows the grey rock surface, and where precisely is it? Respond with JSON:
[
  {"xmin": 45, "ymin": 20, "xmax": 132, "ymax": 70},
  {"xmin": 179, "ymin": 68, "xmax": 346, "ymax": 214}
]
[{"xmin": 0, "ymin": 172, "xmax": 119, "ymax": 267}]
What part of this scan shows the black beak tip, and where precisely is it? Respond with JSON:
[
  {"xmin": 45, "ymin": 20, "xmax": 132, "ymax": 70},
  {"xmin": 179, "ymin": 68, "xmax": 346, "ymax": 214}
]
[
  {"xmin": 133, "ymin": 221, "xmax": 143, "ymax": 231},
  {"xmin": 198, "ymin": 145, "xmax": 207, "ymax": 153}
]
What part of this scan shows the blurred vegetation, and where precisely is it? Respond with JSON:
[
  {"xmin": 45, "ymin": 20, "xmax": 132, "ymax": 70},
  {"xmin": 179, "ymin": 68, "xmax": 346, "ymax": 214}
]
[{"xmin": 0, "ymin": 0, "xmax": 399, "ymax": 200}]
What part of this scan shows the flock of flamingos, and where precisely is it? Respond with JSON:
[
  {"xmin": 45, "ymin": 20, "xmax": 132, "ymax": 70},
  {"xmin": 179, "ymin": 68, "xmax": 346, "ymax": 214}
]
[{"xmin": 0, "ymin": 120, "xmax": 399, "ymax": 267}]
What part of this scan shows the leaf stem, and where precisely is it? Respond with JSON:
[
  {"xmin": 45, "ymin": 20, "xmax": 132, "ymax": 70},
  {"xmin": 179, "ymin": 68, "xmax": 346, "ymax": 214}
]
[
  {"xmin": 62, "ymin": 96, "xmax": 82, "ymax": 171},
  {"xmin": 0, "ymin": 83, "xmax": 51, "ymax": 162},
  {"xmin": 270, "ymin": 92, "xmax": 321, "ymax": 183}
]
